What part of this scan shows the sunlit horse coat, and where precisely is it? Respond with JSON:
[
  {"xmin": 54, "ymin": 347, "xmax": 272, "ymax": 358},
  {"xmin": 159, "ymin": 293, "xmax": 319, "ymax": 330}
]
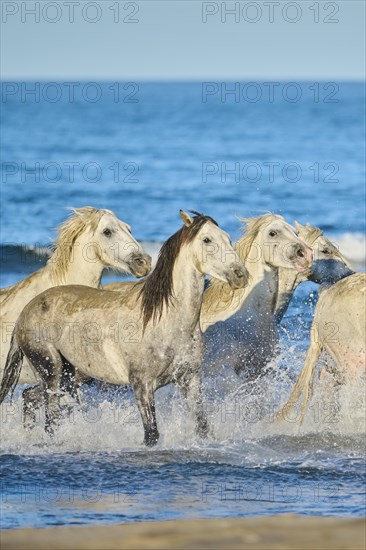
[
  {"xmin": 276, "ymin": 272, "xmax": 366, "ymax": 423},
  {"xmin": 0, "ymin": 211, "xmax": 248, "ymax": 446},
  {"xmin": 200, "ymin": 215, "xmax": 313, "ymax": 379},
  {"xmin": 0, "ymin": 207, "xmax": 151, "ymax": 425}
]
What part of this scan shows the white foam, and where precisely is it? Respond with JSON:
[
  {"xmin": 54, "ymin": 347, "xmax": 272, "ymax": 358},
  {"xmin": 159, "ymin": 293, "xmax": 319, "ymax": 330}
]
[
  {"xmin": 330, "ymin": 232, "xmax": 366, "ymax": 270},
  {"xmin": 1, "ymin": 358, "xmax": 364, "ymax": 457}
]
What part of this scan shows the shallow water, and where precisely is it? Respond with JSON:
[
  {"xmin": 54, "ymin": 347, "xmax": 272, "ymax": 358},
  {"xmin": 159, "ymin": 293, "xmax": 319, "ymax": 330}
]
[
  {"xmin": 1, "ymin": 298, "xmax": 365, "ymax": 529},
  {"xmin": 1, "ymin": 82, "xmax": 365, "ymax": 529}
]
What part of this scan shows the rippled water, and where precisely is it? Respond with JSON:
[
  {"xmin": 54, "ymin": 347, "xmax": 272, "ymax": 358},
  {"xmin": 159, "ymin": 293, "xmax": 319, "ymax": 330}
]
[
  {"xmin": 1, "ymin": 82, "xmax": 365, "ymax": 245},
  {"xmin": 1, "ymin": 311, "xmax": 365, "ymax": 529},
  {"xmin": 1, "ymin": 400, "xmax": 365, "ymax": 528},
  {"xmin": 1, "ymin": 82, "xmax": 365, "ymax": 529}
]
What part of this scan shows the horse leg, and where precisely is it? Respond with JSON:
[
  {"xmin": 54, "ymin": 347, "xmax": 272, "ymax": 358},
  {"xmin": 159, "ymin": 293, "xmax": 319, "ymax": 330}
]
[
  {"xmin": 177, "ymin": 370, "xmax": 209, "ymax": 439},
  {"xmin": 29, "ymin": 349, "xmax": 63, "ymax": 436},
  {"xmin": 22, "ymin": 385, "xmax": 43, "ymax": 429},
  {"xmin": 60, "ymin": 360, "xmax": 81, "ymax": 405},
  {"xmin": 133, "ymin": 382, "xmax": 159, "ymax": 447}
]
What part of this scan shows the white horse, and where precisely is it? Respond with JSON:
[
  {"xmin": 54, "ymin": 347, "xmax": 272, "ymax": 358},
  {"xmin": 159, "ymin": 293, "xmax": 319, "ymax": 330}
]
[
  {"xmin": 200, "ymin": 215, "xmax": 313, "ymax": 379},
  {"xmin": 276, "ymin": 272, "xmax": 366, "ymax": 423},
  {"xmin": 106, "ymin": 218, "xmax": 350, "ymax": 382},
  {"xmin": 0, "ymin": 211, "xmax": 248, "ymax": 445},
  {"xmin": 275, "ymin": 222, "xmax": 353, "ymax": 323},
  {"xmin": 0, "ymin": 206, "xmax": 151, "ymax": 416}
]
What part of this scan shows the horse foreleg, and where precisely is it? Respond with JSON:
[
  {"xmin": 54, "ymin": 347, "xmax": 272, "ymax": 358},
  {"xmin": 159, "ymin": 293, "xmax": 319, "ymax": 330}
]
[
  {"xmin": 133, "ymin": 382, "xmax": 159, "ymax": 447},
  {"xmin": 178, "ymin": 371, "xmax": 209, "ymax": 439},
  {"xmin": 22, "ymin": 385, "xmax": 43, "ymax": 429}
]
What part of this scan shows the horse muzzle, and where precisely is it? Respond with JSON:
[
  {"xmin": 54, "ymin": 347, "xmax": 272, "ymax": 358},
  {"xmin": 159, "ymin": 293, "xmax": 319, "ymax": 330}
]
[
  {"xmin": 226, "ymin": 263, "xmax": 249, "ymax": 289},
  {"xmin": 128, "ymin": 253, "xmax": 152, "ymax": 278},
  {"xmin": 289, "ymin": 244, "xmax": 313, "ymax": 273}
]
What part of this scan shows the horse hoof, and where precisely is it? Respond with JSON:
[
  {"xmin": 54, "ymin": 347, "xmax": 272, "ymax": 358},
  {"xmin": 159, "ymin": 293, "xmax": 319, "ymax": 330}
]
[
  {"xmin": 196, "ymin": 418, "xmax": 209, "ymax": 439},
  {"xmin": 144, "ymin": 431, "xmax": 159, "ymax": 447},
  {"xmin": 23, "ymin": 421, "xmax": 36, "ymax": 431},
  {"xmin": 23, "ymin": 413, "xmax": 37, "ymax": 431},
  {"xmin": 45, "ymin": 424, "xmax": 56, "ymax": 437}
]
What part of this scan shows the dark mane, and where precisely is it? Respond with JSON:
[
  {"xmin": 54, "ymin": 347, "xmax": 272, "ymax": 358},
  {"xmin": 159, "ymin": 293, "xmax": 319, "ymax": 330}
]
[{"xmin": 140, "ymin": 212, "xmax": 218, "ymax": 329}]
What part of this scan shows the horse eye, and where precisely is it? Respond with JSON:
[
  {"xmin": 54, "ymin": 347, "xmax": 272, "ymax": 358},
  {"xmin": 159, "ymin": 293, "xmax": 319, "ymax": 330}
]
[
  {"xmin": 103, "ymin": 228, "xmax": 112, "ymax": 237},
  {"xmin": 322, "ymin": 248, "xmax": 330, "ymax": 255},
  {"xmin": 203, "ymin": 237, "xmax": 211, "ymax": 244},
  {"xmin": 269, "ymin": 231, "xmax": 277, "ymax": 237}
]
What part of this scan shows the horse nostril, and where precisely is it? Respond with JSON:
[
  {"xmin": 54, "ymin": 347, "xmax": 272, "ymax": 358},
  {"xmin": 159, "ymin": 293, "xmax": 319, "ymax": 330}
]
[
  {"xmin": 297, "ymin": 248, "xmax": 305, "ymax": 259},
  {"xmin": 135, "ymin": 257, "xmax": 146, "ymax": 266},
  {"xmin": 234, "ymin": 269, "xmax": 243, "ymax": 278}
]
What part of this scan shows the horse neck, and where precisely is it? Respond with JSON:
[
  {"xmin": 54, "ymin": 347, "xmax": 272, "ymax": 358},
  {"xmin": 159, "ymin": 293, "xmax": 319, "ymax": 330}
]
[
  {"xmin": 46, "ymin": 234, "xmax": 105, "ymax": 287},
  {"xmin": 274, "ymin": 268, "xmax": 304, "ymax": 324},
  {"xmin": 170, "ymin": 246, "xmax": 205, "ymax": 328},
  {"xmin": 202, "ymin": 236, "xmax": 279, "ymax": 328},
  {"xmin": 241, "ymin": 248, "xmax": 279, "ymax": 318}
]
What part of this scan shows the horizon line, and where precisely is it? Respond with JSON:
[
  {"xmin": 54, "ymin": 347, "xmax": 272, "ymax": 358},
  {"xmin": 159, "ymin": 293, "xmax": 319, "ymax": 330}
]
[{"xmin": 1, "ymin": 77, "xmax": 365, "ymax": 83}]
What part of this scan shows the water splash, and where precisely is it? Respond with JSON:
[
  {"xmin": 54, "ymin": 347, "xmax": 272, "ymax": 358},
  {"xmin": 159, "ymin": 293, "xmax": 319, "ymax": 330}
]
[{"xmin": 1, "ymin": 354, "xmax": 364, "ymax": 458}]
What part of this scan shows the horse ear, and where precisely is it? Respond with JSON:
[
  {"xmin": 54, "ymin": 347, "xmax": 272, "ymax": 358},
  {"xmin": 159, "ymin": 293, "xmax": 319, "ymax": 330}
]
[
  {"xmin": 294, "ymin": 220, "xmax": 304, "ymax": 231},
  {"xmin": 180, "ymin": 210, "xmax": 193, "ymax": 227},
  {"xmin": 69, "ymin": 207, "xmax": 85, "ymax": 218}
]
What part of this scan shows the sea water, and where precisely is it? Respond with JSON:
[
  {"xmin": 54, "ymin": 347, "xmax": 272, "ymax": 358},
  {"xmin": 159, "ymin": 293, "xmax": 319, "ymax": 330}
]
[{"xmin": 0, "ymin": 82, "xmax": 365, "ymax": 529}]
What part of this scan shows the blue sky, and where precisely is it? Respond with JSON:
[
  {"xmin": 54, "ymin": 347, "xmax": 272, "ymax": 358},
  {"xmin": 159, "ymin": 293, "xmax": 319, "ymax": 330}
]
[{"xmin": 1, "ymin": 1, "xmax": 365, "ymax": 80}]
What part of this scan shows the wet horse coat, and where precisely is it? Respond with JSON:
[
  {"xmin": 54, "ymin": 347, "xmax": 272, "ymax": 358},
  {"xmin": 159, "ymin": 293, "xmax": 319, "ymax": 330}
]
[
  {"xmin": 200, "ymin": 215, "xmax": 313, "ymax": 379},
  {"xmin": 276, "ymin": 272, "xmax": 366, "ymax": 423},
  {"xmin": 0, "ymin": 211, "xmax": 248, "ymax": 445},
  {"xmin": 0, "ymin": 206, "xmax": 151, "ymax": 426}
]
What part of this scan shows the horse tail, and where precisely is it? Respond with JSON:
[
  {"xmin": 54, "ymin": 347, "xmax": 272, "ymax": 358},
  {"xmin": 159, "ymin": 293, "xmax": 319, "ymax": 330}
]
[
  {"xmin": 277, "ymin": 320, "xmax": 322, "ymax": 424},
  {"xmin": 0, "ymin": 332, "xmax": 24, "ymax": 404}
]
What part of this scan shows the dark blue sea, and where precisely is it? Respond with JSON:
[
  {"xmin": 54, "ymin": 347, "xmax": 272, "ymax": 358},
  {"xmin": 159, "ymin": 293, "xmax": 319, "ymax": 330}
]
[{"xmin": 0, "ymin": 82, "xmax": 365, "ymax": 529}]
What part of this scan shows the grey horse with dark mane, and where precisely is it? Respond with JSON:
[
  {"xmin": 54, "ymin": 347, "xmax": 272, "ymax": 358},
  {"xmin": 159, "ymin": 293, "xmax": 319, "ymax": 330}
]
[{"xmin": 0, "ymin": 211, "xmax": 248, "ymax": 446}]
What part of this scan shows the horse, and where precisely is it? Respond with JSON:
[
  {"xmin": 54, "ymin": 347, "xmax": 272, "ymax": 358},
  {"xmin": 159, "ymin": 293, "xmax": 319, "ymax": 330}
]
[
  {"xmin": 0, "ymin": 211, "xmax": 248, "ymax": 446},
  {"xmin": 0, "ymin": 206, "xmax": 151, "ymax": 424},
  {"xmin": 108, "ymin": 217, "xmax": 345, "ymax": 383},
  {"xmin": 200, "ymin": 214, "xmax": 313, "ymax": 380},
  {"xmin": 274, "ymin": 221, "xmax": 354, "ymax": 323},
  {"xmin": 276, "ymin": 272, "xmax": 366, "ymax": 424}
]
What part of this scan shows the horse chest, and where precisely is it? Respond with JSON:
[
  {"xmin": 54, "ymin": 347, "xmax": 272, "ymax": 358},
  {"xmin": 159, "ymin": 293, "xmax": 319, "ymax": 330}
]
[{"xmin": 138, "ymin": 331, "xmax": 203, "ymax": 384}]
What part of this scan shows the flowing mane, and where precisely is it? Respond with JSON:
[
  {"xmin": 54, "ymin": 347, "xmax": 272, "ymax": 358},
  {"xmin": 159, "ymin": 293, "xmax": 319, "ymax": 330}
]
[
  {"xmin": 236, "ymin": 214, "xmax": 284, "ymax": 261},
  {"xmin": 48, "ymin": 206, "xmax": 110, "ymax": 282},
  {"xmin": 202, "ymin": 214, "xmax": 284, "ymax": 318},
  {"xmin": 0, "ymin": 207, "xmax": 113, "ymax": 301},
  {"xmin": 140, "ymin": 212, "xmax": 218, "ymax": 328}
]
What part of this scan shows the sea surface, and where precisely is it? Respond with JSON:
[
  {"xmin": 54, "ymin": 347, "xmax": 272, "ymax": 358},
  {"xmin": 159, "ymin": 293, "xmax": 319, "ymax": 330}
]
[{"xmin": 0, "ymin": 82, "xmax": 365, "ymax": 529}]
